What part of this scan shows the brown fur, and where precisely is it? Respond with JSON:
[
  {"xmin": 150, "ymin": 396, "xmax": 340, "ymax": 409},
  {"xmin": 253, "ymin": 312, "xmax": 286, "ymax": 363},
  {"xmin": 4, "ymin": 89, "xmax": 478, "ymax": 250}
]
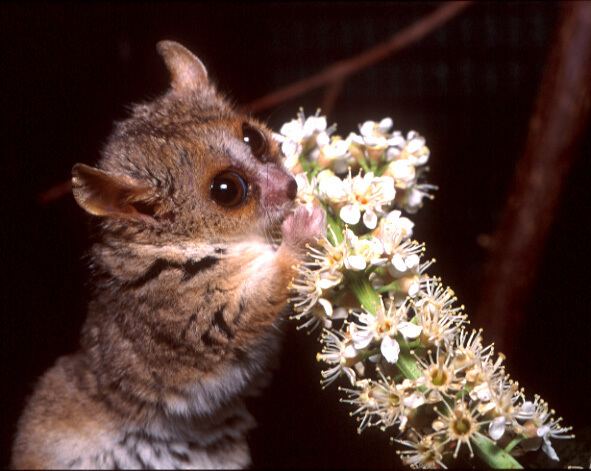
[{"xmin": 12, "ymin": 41, "xmax": 325, "ymax": 469}]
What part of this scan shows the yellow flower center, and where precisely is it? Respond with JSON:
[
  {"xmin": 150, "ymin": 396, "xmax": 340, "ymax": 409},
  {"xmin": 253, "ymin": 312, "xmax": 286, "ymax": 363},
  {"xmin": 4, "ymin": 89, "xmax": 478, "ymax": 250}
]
[
  {"xmin": 429, "ymin": 366, "xmax": 449, "ymax": 387},
  {"xmin": 452, "ymin": 417, "xmax": 472, "ymax": 436}
]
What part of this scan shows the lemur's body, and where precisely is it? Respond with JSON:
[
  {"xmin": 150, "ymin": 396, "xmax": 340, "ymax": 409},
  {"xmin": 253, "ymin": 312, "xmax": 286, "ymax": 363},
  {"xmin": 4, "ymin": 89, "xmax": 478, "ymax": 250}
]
[{"xmin": 12, "ymin": 41, "xmax": 324, "ymax": 469}]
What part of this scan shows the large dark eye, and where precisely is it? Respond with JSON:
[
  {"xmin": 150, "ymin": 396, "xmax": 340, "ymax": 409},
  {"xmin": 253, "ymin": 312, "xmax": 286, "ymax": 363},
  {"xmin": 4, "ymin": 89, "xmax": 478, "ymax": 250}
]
[
  {"xmin": 242, "ymin": 123, "xmax": 268, "ymax": 160},
  {"xmin": 210, "ymin": 171, "xmax": 248, "ymax": 207}
]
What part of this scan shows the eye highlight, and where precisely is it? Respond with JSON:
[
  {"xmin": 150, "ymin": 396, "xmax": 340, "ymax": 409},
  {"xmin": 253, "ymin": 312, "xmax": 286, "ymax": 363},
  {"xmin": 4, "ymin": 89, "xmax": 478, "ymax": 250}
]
[
  {"xmin": 242, "ymin": 123, "xmax": 268, "ymax": 161},
  {"xmin": 210, "ymin": 171, "xmax": 248, "ymax": 208}
]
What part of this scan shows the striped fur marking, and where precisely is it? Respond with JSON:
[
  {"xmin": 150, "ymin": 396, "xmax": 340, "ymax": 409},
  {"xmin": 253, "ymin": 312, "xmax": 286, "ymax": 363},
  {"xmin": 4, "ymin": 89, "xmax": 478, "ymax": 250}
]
[{"xmin": 127, "ymin": 256, "xmax": 219, "ymax": 288}]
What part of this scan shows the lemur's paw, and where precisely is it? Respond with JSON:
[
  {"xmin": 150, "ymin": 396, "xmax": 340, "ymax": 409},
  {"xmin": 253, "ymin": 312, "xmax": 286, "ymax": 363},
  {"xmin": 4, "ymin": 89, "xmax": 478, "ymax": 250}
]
[{"xmin": 281, "ymin": 204, "xmax": 326, "ymax": 252}]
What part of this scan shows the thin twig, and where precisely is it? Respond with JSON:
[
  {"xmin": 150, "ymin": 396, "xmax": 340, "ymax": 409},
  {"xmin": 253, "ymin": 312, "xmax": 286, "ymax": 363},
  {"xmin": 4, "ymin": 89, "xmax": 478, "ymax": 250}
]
[
  {"xmin": 38, "ymin": 180, "xmax": 72, "ymax": 205},
  {"xmin": 244, "ymin": 1, "xmax": 472, "ymax": 113},
  {"xmin": 321, "ymin": 79, "xmax": 345, "ymax": 118},
  {"xmin": 475, "ymin": 1, "xmax": 591, "ymax": 355}
]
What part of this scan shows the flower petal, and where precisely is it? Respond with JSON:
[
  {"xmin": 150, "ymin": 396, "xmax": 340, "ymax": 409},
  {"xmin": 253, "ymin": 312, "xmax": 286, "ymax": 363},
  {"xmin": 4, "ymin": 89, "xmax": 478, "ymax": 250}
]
[
  {"xmin": 280, "ymin": 120, "xmax": 303, "ymax": 140},
  {"xmin": 318, "ymin": 275, "xmax": 341, "ymax": 290},
  {"xmin": 392, "ymin": 254, "xmax": 408, "ymax": 272},
  {"xmin": 363, "ymin": 210, "xmax": 378, "ymax": 229},
  {"xmin": 517, "ymin": 401, "xmax": 536, "ymax": 419},
  {"xmin": 380, "ymin": 336, "xmax": 400, "ymax": 363},
  {"xmin": 402, "ymin": 393, "xmax": 425, "ymax": 409},
  {"xmin": 360, "ymin": 121, "xmax": 375, "ymax": 137},
  {"xmin": 350, "ymin": 324, "xmax": 373, "ymax": 350},
  {"xmin": 398, "ymin": 321, "xmax": 422, "ymax": 339},
  {"xmin": 489, "ymin": 417, "xmax": 506, "ymax": 441},
  {"xmin": 353, "ymin": 362, "xmax": 365, "ymax": 376},
  {"xmin": 343, "ymin": 366, "xmax": 357, "ymax": 386},
  {"xmin": 281, "ymin": 140, "xmax": 299, "ymax": 159},
  {"xmin": 398, "ymin": 415, "xmax": 408, "ymax": 432},
  {"xmin": 407, "ymin": 282, "xmax": 420, "ymax": 297},
  {"xmin": 405, "ymin": 254, "xmax": 420, "ymax": 269},
  {"xmin": 378, "ymin": 117, "xmax": 393, "ymax": 133},
  {"xmin": 332, "ymin": 307, "xmax": 348, "ymax": 320},
  {"xmin": 315, "ymin": 131, "xmax": 330, "ymax": 147},
  {"xmin": 537, "ymin": 425, "xmax": 550, "ymax": 438},
  {"xmin": 317, "ymin": 298, "xmax": 333, "ymax": 317},
  {"xmin": 541, "ymin": 437, "xmax": 559, "ymax": 461},
  {"xmin": 344, "ymin": 344, "xmax": 358, "ymax": 359},
  {"xmin": 340, "ymin": 204, "xmax": 361, "ymax": 225},
  {"xmin": 345, "ymin": 255, "xmax": 367, "ymax": 271}
]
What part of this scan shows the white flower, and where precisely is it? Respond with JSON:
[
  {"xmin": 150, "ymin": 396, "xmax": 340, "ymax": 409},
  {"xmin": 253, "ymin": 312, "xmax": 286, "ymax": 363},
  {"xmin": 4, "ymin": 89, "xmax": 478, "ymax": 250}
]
[
  {"xmin": 340, "ymin": 370, "xmax": 424, "ymax": 433},
  {"xmin": 514, "ymin": 395, "xmax": 574, "ymax": 461},
  {"xmin": 413, "ymin": 279, "xmax": 467, "ymax": 347},
  {"xmin": 489, "ymin": 416, "xmax": 507, "ymax": 441},
  {"xmin": 304, "ymin": 226, "xmax": 384, "ymax": 275},
  {"xmin": 414, "ymin": 346, "xmax": 463, "ymax": 401},
  {"xmin": 291, "ymin": 297, "xmax": 347, "ymax": 332},
  {"xmin": 349, "ymin": 300, "xmax": 422, "ymax": 364},
  {"xmin": 317, "ymin": 169, "xmax": 348, "ymax": 203},
  {"xmin": 339, "ymin": 171, "xmax": 396, "ymax": 229},
  {"xmin": 387, "ymin": 241, "xmax": 424, "ymax": 278},
  {"xmin": 289, "ymin": 263, "xmax": 343, "ymax": 330},
  {"xmin": 452, "ymin": 328, "xmax": 494, "ymax": 372},
  {"xmin": 387, "ymin": 159, "xmax": 417, "ymax": 189},
  {"xmin": 274, "ymin": 109, "xmax": 334, "ymax": 169},
  {"xmin": 317, "ymin": 136, "xmax": 354, "ymax": 173},
  {"xmin": 475, "ymin": 376, "xmax": 521, "ymax": 440},
  {"xmin": 373, "ymin": 210, "xmax": 414, "ymax": 251},
  {"xmin": 349, "ymin": 118, "xmax": 402, "ymax": 152},
  {"xmin": 387, "ymin": 130, "xmax": 430, "ymax": 166},
  {"xmin": 431, "ymin": 399, "xmax": 489, "ymax": 459},
  {"xmin": 342, "ymin": 229, "xmax": 386, "ymax": 271},
  {"xmin": 306, "ymin": 228, "xmax": 348, "ymax": 275},
  {"xmin": 398, "ymin": 182, "xmax": 438, "ymax": 214},
  {"xmin": 294, "ymin": 173, "xmax": 318, "ymax": 208},
  {"xmin": 395, "ymin": 430, "xmax": 447, "ymax": 469},
  {"xmin": 339, "ymin": 379, "xmax": 382, "ymax": 432},
  {"xmin": 373, "ymin": 213, "xmax": 424, "ymax": 278},
  {"xmin": 317, "ymin": 329, "xmax": 359, "ymax": 387},
  {"xmin": 280, "ymin": 114, "xmax": 575, "ymax": 469},
  {"xmin": 279, "ymin": 113, "xmax": 327, "ymax": 144}
]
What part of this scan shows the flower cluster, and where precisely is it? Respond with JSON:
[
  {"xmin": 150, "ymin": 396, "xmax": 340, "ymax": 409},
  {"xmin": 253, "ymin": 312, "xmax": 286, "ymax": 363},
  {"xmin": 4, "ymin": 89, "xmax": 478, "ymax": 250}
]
[{"xmin": 280, "ymin": 110, "xmax": 574, "ymax": 469}]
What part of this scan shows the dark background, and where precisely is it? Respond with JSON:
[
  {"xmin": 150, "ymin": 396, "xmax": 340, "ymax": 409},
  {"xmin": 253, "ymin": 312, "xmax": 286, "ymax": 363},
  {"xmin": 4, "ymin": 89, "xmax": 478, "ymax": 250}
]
[{"xmin": 2, "ymin": 2, "xmax": 590, "ymax": 469}]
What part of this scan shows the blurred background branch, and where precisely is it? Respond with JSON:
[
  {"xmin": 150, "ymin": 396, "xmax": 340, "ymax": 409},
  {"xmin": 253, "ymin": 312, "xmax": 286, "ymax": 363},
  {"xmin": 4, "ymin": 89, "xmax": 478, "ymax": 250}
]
[
  {"xmin": 475, "ymin": 1, "xmax": 591, "ymax": 355},
  {"xmin": 244, "ymin": 1, "xmax": 472, "ymax": 113}
]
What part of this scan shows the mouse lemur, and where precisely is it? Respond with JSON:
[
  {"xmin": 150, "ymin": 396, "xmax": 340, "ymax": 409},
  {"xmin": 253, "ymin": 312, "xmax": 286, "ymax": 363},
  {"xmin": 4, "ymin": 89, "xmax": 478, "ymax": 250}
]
[{"xmin": 12, "ymin": 40, "xmax": 325, "ymax": 469}]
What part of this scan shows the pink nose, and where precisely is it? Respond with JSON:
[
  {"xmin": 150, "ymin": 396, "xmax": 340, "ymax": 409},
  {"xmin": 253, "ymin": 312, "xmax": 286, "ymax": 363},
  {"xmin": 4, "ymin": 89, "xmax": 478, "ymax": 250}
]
[{"xmin": 260, "ymin": 166, "xmax": 298, "ymax": 206}]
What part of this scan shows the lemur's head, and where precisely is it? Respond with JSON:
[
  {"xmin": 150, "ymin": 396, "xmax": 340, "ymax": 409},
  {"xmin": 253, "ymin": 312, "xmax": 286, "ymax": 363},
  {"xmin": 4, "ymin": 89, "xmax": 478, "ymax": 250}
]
[{"xmin": 72, "ymin": 40, "xmax": 297, "ymax": 245}]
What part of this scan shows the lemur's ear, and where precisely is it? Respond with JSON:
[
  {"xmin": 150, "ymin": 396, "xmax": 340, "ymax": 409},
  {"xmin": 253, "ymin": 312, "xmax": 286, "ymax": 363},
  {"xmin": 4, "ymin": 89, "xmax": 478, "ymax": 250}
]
[
  {"xmin": 156, "ymin": 40, "xmax": 209, "ymax": 93},
  {"xmin": 71, "ymin": 164, "xmax": 157, "ymax": 220}
]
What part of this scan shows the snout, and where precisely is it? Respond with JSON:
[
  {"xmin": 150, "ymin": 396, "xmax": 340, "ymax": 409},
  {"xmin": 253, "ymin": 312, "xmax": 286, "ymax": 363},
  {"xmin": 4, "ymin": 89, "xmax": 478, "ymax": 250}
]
[{"xmin": 259, "ymin": 166, "xmax": 298, "ymax": 207}]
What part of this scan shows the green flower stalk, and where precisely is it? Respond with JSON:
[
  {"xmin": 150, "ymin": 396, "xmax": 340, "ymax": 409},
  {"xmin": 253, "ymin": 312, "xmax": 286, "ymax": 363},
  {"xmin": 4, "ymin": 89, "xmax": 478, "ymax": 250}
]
[{"xmin": 277, "ymin": 109, "xmax": 574, "ymax": 469}]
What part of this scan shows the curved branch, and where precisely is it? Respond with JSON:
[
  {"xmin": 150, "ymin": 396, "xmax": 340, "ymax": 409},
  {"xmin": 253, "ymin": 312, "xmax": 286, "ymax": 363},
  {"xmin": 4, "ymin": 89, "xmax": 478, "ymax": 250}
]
[
  {"xmin": 245, "ymin": 1, "xmax": 472, "ymax": 113},
  {"xmin": 476, "ymin": 1, "xmax": 591, "ymax": 354}
]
